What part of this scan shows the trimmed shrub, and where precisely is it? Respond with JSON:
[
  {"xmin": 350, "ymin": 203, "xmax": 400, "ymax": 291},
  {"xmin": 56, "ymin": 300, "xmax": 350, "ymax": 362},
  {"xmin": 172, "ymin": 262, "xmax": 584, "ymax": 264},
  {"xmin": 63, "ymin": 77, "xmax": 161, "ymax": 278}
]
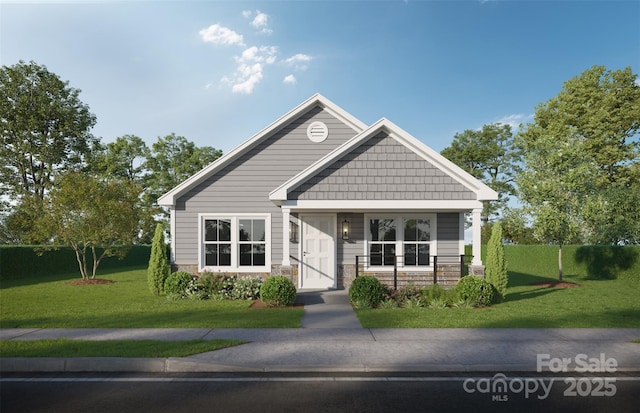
[
  {"xmin": 230, "ymin": 277, "xmax": 263, "ymax": 300},
  {"xmin": 349, "ymin": 276, "xmax": 386, "ymax": 308},
  {"xmin": 485, "ymin": 222, "xmax": 508, "ymax": 300},
  {"xmin": 456, "ymin": 275, "xmax": 497, "ymax": 307},
  {"xmin": 260, "ymin": 275, "xmax": 297, "ymax": 307},
  {"xmin": 164, "ymin": 271, "xmax": 194, "ymax": 299},
  {"xmin": 148, "ymin": 223, "xmax": 169, "ymax": 296},
  {"xmin": 198, "ymin": 272, "xmax": 228, "ymax": 300}
]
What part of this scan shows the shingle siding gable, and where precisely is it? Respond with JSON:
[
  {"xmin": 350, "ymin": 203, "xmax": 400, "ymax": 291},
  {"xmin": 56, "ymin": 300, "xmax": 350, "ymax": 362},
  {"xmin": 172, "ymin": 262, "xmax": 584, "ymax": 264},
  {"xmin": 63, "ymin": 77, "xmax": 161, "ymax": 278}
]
[{"xmin": 290, "ymin": 133, "xmax": 477, "ymax": 201}]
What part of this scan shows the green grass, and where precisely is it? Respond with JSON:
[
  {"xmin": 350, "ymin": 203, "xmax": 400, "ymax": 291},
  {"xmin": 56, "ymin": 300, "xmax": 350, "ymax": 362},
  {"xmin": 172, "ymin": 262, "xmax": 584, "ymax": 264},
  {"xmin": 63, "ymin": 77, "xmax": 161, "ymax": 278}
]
[
  {"xmin": 356, "ymin": 247, "xmax": 640, "ymax": 328},
  {"xmin": 0, "ymin": 267, "xmax": 303, "ymax": 328},
  {"xmin": 0, "ymin": 338, "xmax": 245, "ymax": 358}
]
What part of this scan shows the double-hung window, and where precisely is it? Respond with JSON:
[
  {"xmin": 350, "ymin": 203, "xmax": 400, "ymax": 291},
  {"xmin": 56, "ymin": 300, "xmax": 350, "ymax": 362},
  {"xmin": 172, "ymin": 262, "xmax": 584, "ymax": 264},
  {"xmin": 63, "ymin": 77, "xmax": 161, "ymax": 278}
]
[
  {"xmin": 366, "ymin": 215, "xmax": 434, "ymax": 268},
  {"xmin": 200, "ymin": 214, "xmax": 270, "ymax": 272},
  {"xmin": 403, "ymin": 218, "xmax": 430, "ymax": 266}
]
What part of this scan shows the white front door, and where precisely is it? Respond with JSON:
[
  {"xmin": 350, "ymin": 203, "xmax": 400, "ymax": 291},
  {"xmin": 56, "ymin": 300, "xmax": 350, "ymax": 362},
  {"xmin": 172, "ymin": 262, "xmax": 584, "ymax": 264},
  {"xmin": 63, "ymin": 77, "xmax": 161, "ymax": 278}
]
[{"xmin": 301, "ymin": 215, "xmax": 335, "ymax": 289}]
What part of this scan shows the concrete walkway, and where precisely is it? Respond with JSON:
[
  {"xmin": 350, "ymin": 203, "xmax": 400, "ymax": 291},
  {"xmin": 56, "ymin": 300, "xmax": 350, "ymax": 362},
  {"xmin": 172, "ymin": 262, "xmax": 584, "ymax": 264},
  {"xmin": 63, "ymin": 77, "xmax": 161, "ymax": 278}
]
[
  {"xmin": 1, "ymin": 290, "xmax": 639, "ymax": 373},
  {"xmin": 297, "ymin": 289, "xmax": 362, "ymax": 329}
]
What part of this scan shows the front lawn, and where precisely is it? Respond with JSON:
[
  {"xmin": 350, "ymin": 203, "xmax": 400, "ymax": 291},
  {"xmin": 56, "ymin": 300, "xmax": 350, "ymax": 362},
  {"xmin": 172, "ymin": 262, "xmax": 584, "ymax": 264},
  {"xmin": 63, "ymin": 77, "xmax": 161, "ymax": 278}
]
[
  {"xmin": 0, "ymin": 267, "xmax": 303, "ymax": 328},
  {"xmin": 0, "ymin": 338, "xmax": 245, "ymax": 358},
  {"xmin": 355, "ymin": 272, "xmax": 640, "ymax": 328}
]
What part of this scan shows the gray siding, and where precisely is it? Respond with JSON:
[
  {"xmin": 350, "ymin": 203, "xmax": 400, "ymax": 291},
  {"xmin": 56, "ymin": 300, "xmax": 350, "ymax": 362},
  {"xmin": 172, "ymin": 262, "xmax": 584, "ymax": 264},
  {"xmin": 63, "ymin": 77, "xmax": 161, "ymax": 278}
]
[
  {"xmin": 290, "ymin": 133, "xmax": 476, "ymax": 201},
  {"xmin": 337, "ymin": 213, "xmax": 364, "ymax": 265},
  {"xmin": 437, "ymin": 212, "xmax": 462, "ymax": 262},
  {"xmin": 173, "ymin": 106, "xmax": 359, "ymax": 266}
]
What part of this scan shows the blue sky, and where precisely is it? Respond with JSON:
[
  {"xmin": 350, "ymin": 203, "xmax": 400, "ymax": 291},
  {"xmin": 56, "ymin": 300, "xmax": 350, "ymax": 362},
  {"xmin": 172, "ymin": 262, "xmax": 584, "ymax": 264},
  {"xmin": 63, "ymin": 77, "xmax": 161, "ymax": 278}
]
[{"xmin": 2, "ymin": 0, "xmax": 639, "ymax": 154}]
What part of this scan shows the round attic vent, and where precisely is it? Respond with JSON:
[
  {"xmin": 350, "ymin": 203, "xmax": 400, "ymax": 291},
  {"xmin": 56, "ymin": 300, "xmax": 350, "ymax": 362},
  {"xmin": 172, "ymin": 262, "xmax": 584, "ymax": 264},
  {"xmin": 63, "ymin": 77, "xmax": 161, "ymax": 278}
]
[{"xmin": 307, "ymin": 121, "xmax": 329, "ymax": 143}]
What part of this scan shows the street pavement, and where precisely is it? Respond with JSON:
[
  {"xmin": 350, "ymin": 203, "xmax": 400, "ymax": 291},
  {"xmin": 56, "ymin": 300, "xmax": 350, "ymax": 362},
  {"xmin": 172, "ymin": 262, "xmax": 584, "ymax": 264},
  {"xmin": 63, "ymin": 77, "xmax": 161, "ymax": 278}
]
[{"xmin": 1, "ymin": 289, "xmax": 639, "ymax": 373}]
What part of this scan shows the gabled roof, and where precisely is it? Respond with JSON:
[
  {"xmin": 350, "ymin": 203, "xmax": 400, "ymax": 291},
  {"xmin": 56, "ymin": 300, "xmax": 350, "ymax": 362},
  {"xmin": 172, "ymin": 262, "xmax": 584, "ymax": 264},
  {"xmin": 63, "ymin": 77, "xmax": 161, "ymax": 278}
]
[
  {"xmin": 157, "ymin": 94, "xmax": 368, "ymax": 207},
  {"xmin": 269, "ymin": 117, "xmax": 499, "ymax": 203}
]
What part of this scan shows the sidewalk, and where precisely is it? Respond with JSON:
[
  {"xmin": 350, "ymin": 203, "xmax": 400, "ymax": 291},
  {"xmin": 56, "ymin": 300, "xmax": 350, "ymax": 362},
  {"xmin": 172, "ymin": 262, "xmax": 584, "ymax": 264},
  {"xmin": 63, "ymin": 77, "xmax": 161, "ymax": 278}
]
[{"xmin": 1, "ymin": 289, "xmax": 639, "ymax": 373}]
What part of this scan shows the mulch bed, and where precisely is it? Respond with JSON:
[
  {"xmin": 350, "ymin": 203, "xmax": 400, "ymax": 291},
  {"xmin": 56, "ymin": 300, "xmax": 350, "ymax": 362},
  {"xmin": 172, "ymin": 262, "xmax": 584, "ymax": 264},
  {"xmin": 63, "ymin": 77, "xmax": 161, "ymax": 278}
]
[
  {"xmin": 249, "ymin": 300, "xmax": 304, "ymax": 309},
  {"xmin": 65, "ymin": 279, "xmax": 116, "ymax": 285},
  {"xmin": 530, "ymin": 281, "xmax": 581, "ymax": 289}
]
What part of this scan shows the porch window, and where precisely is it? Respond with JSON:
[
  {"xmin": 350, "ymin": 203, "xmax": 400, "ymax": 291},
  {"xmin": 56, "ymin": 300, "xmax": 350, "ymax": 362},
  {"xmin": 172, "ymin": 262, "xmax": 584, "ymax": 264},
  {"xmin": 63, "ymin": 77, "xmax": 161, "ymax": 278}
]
[
  {"xmin": 200, "ymin": 214, "xmax": 270, "ymax": 271},
  {"xmin": 403, "ymin": 219, "xmax": 430, "ymax": 266},
  {"xmin": 366, "ymin": 215, "xmax": 433, "ymax": 268}
]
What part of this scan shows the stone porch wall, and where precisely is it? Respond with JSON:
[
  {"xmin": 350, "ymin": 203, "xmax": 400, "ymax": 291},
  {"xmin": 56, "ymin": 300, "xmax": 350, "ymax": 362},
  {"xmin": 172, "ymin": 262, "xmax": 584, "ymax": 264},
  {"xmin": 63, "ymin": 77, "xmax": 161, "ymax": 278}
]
[{"xmin": 338, "ymin": 263, "xmax": 465, "ymax": 290}]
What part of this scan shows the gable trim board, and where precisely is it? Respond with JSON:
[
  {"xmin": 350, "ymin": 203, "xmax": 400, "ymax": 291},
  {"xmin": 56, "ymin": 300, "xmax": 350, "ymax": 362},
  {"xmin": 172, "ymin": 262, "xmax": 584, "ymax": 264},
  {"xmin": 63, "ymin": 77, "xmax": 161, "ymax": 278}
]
[{"xmin": 160, "ymin": 94, "xmax": 497, "ymax": 288}]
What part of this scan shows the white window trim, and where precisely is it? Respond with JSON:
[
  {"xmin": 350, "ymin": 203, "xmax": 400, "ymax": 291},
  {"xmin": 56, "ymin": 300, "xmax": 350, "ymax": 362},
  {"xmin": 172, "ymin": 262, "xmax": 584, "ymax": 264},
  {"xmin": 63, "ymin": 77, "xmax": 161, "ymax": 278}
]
[
  {"xmin": 364, "ymin": 213, "xmax": 437, "ymax": 272},
  {"xmin": 198, "ymin": 213, "xmax": 271, "ymax": 273}
]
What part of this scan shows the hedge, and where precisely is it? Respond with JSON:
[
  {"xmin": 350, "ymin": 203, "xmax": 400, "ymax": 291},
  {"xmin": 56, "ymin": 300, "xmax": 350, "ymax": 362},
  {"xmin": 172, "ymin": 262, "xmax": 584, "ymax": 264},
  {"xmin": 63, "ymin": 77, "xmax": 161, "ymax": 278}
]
[{"xmin": 0, "ymin": 245, "xmax": 154, "ymax": 280}]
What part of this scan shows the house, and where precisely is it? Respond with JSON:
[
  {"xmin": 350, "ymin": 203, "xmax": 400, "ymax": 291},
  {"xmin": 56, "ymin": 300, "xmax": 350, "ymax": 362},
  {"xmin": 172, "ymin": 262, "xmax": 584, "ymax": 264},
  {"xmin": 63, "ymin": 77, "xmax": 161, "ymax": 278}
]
[{"xmin": 158, "ymin": 94, "xmax": 498, "ymax": 289}]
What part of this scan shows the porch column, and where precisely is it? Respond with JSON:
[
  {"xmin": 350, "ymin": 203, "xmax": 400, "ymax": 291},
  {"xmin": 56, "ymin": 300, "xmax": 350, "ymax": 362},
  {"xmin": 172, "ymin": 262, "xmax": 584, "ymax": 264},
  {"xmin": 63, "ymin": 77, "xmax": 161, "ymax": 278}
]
[
  {"xmin": 471, "ymin": 208, "xmax": 482, "ymax": 266},
  {"xmin": 282, "ymin": 207, "xmax": 291, "ymax": 266}
]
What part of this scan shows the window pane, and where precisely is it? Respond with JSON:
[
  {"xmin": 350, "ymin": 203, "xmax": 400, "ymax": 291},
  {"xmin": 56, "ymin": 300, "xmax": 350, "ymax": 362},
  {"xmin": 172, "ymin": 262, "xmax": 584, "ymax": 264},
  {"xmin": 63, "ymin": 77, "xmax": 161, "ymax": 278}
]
[
  {"xmin": 370, "ymin": 244, "xmax": 383, "ymax": 266},
  {"xmin": 253, "ymin": 220, "xmax": 266, "ymax": 242},
  {"xmin": 404, "ymin": 219, "xmax": 417, "ymax": 241},
  {"xmin": 418, "ymin": 244, "xmax": 430, "ymax": 265},
  {"xmin": 239, "ymin": 244, "xmax": 252, "ymax": 266},
  {"xmin": 218, "ymin": 219, "xmax": 231, "ymax": 241},
  {"xmin": 384, "ymin": 244, "xmax": 396, "ymax": 265},
  {"xmin": 239, "ymin": 219, "xmax": 251, "ymax": 241},
  {"xmin": 369, "ymin": 219, "xmax": 396, "ymax": 241},
  {"xmin": 205, "ymin": 220, "xmax": 218, "ymax": 242},
  {"xmin": 417, "ymin": 219, "xmax": 430, "ymax": 241},
  {"xmin": 253, "ymin": 244, "xmax": 265, "ymax": 266},
  {"xmin": 404, "ymin": 244, "xmax": 417, "ymax": 266},
  {"xmin": 219, "ymin": 243, "xmax": 231, "ymax": 266},
  {"xmin": 205, "ymin": 245, "xmax": 218, "ymax": 266}
]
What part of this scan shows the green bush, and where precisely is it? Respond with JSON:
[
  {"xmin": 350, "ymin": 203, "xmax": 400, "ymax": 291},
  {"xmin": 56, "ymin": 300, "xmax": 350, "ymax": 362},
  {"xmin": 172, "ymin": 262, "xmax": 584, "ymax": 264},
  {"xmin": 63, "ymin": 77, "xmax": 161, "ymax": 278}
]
[
  {"xmin": 349, "ymin": 276, "xmax": 386, "ymax": 308},
  {"xmin": 456, "ymin": 275, "xmax": 497, "ymax": 306},
  {"xmin": 260, "ymin": 275, "xmax": 297, "ymax": 307},
  {"xmin": 164, "ymin": 271, "xmax": 194, "ymax": 299},
  {"xmin": 391, "ymin": 284, "xmax": 422, "ymax": 305},
  {"xmin": 485, "ymin": 222, "xmax": 508, "ymax": 300},
  {"xmin": 148, "ymin": 223, "xmax": 169, "ymax": 296},
  {"xmin": 197, "ymin": 272, "xmax": 228, "ymax": 300},
  {"xmin": 230, "ymin": 277, "xmax": 263, "ymax": 300}
]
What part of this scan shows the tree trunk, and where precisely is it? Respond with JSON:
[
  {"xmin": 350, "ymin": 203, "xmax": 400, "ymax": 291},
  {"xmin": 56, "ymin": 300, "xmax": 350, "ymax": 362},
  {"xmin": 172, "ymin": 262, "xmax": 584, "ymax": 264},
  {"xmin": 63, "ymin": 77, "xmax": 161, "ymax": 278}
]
[{"xmin": 558, "ymin": 244, "xmax": 563, "ymax": 282}]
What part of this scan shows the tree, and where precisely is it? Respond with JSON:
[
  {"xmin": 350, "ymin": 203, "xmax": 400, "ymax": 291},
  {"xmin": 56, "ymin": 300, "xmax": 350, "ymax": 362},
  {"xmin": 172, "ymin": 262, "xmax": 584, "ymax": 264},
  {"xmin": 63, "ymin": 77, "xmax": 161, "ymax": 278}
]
[
  {"xmin": 145, "ymin": 133, "xmax": 222, "ymax": 208},
  {"xmin": 517, "ymin": 127, "xmax": 594, "ymax": 281},
  {"xmin": 35, "ymin": 172, "xmax": 141, "ymax": 279},
  {"xmin": 0, "ymin": 61, "xmax": 97, "ymax": 201},
  {"xmin": 515, "ymin": 65, "xmax": 640, "ymax": 278},
  {"xmin": 518, "ymin": 65, "xmax": 640, "ymax": 247},
  {"xmin": 500, "ymin": 208, "xmax": 536, "ymax": 245},
  {"xmin": 88, "ymin": 135, "xmax": 149, "ymax": 182},
  {"xmin": 485, "ymin": 222, "xmax": 508, "ymax": 300},
  {"xmin": 148, "ymin": 223, "xmax": 170, "ymax": 296},
  {"xmin": 441, "ymin": 123, "xmax": 521, "ymax": 221}
]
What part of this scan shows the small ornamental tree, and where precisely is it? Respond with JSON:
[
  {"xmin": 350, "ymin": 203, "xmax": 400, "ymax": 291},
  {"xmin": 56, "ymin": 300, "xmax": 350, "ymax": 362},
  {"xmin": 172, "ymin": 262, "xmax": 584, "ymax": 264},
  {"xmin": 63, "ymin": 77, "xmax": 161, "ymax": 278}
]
[
  {"xmin": 148, "ymin": 223, "xmax": 169, "ymax": 296},
  {"xmin": 485, "ymin": 222, "xmax": 508, "ymax": 300}
]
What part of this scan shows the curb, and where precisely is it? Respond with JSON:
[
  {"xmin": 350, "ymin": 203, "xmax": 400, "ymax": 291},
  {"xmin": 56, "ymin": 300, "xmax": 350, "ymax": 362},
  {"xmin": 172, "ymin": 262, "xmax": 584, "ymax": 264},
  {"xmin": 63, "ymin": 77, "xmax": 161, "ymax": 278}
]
[{"xmin": 3, "ymin": 358, "xmax": 640, "ymax": 374}]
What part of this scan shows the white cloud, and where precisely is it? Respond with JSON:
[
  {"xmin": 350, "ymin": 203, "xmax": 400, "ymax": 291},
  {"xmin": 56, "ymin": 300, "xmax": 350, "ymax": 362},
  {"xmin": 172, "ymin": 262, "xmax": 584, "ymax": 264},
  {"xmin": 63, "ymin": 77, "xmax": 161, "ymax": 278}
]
[
  {"xmin": 494, "ymin": 113, "xmax": 533, "ymax": 130},
  {"xmin": 251, "ymin": 11, "xmax": 272, "ymax": 34},
  {"xmin": 283, "ymin": 74, "xmax": 297, "ymax": 85},
  {"xmin": 199, "ymin": 24, "xmax": 244, "ymax": 47},
  {"xmin": 242, "ymin": 10, "xmax": 252, "ymax": 18},
  {"xmin": 284, "ymin": 53, "xmax": 312, "ymax": 71},
  {"xmin": 224, "ymin": 46, "xmax": 279, "ymax": 94}
]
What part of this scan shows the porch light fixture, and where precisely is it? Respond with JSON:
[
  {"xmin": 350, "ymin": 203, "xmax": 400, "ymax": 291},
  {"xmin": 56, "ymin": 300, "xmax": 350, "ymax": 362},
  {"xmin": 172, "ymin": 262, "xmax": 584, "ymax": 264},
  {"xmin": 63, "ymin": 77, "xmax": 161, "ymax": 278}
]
[
  {"xmin": 289, "ymin": 221, "xmax": 299, "ymax": 243},
  {"xmin": 342, "ymin": 219, "xmax": 350, "ymax": 240}
]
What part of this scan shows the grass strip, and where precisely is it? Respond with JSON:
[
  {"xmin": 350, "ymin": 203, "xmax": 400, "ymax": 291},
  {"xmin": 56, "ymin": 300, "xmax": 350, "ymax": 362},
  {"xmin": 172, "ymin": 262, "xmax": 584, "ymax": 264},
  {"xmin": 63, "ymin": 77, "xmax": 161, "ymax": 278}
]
[{"xmin": 0, "ymin": 338, "xmax": 246, "ymax": 358}]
